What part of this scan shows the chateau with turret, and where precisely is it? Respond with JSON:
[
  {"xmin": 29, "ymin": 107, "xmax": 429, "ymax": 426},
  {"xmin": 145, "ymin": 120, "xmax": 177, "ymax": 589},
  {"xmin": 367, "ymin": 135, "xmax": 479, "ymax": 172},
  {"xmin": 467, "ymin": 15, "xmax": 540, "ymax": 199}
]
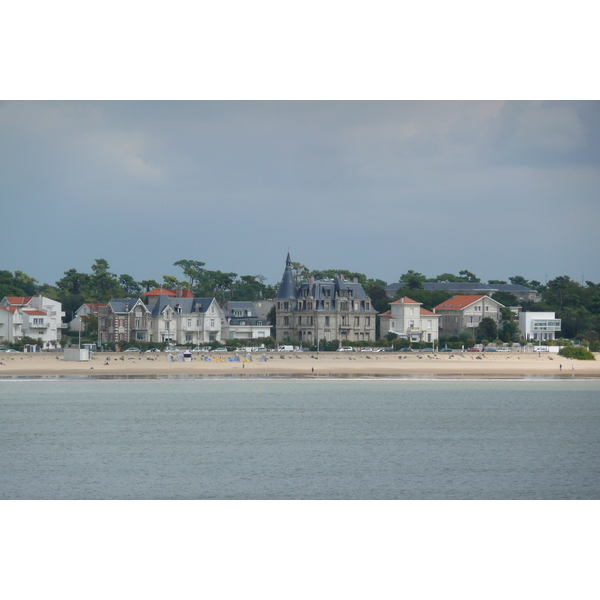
[{"xmin": 275, "ymin": 254, "xmax": 377, "ymax": 344}]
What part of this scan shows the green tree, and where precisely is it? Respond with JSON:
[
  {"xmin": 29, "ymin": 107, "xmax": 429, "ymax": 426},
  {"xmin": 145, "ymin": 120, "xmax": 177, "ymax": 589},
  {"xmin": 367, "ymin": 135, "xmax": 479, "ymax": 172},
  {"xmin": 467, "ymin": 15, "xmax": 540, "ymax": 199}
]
[
  {"xmin": 140, "ymin": 279, "xmax": 160, "ymax": 292},
  {"xmin": 458, "ymin": 270, "xmax": 480, "ymax": 283},
  {"xmin": 490, "ymin": 291, "xmax": 518, "ymax": 307},
  {"xmin": 13, "ymin": 271, "xmax": 39, "ymax": 295},
  {"xmin": 119, "ymin": 274, "xmax": 142, "ymax": 296},
  {"xmin": 477, "ymin": 317, "xmax": 498, "ymax": 340},
  {"xmin": 430, "ymin": 273, "xmax": 464, "ymax": 283},
  {"xmin": 89, "ymin": 259, "xmax": 120, "ymax": 301},
  {"xmin": 56, "ymin": 269, "xmax": 91, "ymax": 296},
  {"xmin": 542, "ymin": 276, "xmax": 582, "ymax": 311},
  {"xmin": 399, "ymin": 270, "xmax": 425, "ymax": 289},
  {"xmin": 174, "ymin": 259, "xmax": 206, "ymax": 288},
  {"xmin": 488, "ymin": 279, "xmax": 507, "ymax": 284}
]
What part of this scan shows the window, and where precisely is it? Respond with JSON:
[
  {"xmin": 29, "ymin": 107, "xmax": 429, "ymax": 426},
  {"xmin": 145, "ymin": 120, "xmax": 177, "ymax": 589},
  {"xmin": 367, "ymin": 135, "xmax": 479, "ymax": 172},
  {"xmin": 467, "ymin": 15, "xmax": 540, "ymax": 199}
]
[
  {"xmin": 366, "ymin": 302, "xmax": 370, "ymax": 310},
  {"xmin": 284, "ymin": 316, "xmax": 289, "ymax": 325},
  {"xmin": 284, "ymin": 302, "xmax": 289, "ymax": 310},
  {"xmin": 185, "ymin": 333, "xmax": 193, "ymax": 342},
  {"xmin": 135, "ymin": 318, "xmax": 141, "ymax": 328},
  {"xmin": 366, "ymin": 317, "xmax": 371, "ymax": 326},
  {"xmin": 309, "ymin": 316, "xmax": 313, "ymax": 325},
  {"xmin": 485, "ymin": 306, "xmax": 489, "ymax": 312},
  {"xmin": 308, "ymin": 302, "xmax": 313, "ymax": 310},
  {"xmin": 325, "ymin": 316, "xmax": 330, "ymax": 326},
  {"xmin": 298, "ymin": 316, "xmax": 302, "ymax": 325},
  {"xmin": 325, "ymin": 302, "xmax": 330, "ymax": 310},
  {"xmin": 340, "ymin": 301, "xmax": 348, "ymax": 310},
  {"xmin": 355, "ymin": 316, "xmax": 360, "ymax": 326},
  {"xmin": 210, "ymin": 319, "xmax": 215, "ymax": 328},
  {"xmin": 187, "ymin": 319, "xmax": 192, "ymax": 327}
]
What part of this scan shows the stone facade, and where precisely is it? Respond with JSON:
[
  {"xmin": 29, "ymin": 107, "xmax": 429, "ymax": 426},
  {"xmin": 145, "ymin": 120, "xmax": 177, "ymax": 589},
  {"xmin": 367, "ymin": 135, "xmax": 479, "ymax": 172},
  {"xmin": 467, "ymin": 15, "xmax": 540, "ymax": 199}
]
[{"xmin": 275, "ymin": 254, "xmax": 377, "ymax": 344}]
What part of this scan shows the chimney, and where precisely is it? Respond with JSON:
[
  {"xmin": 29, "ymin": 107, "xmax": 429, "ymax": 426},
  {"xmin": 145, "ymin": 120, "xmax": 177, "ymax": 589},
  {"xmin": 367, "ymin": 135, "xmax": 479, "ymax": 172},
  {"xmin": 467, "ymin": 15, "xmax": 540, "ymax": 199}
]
[{"xmin": 353, "ymin": 277, "xmax": 358, "ymax": 283}]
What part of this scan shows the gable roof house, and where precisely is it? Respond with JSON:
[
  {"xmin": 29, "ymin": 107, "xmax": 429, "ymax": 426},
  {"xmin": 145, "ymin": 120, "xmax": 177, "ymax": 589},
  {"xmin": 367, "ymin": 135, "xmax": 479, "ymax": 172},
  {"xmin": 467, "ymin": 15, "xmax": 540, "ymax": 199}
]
[
  {"xmin": 147, "ymin": 295, "xmax": 224, "ymax": 345},
  {"xmin": 379, "ymin": 296, "xmax": 440, "ymax": 342},
  {"xmin": 98, "ymin": 298, "xmax": 150, "ymax": 344},
  {"xmin": 275, "ymin": 253, "xmax": 377, "ymax": 344},
  {"xmin": 432, "ymin": 295, "xmax": 504, "ymax": 337},
  {"xmin": 0, "ymin": 295, "xmax": 65, "ymax": 348}
]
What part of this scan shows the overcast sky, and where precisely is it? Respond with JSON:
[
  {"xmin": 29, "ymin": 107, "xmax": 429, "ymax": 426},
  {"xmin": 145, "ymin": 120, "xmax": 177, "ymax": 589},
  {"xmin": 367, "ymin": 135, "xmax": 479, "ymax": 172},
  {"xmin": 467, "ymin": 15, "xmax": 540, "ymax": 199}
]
[{"xmin": 2, "ymin": 100, "xmax": 599, "ymax": 288}]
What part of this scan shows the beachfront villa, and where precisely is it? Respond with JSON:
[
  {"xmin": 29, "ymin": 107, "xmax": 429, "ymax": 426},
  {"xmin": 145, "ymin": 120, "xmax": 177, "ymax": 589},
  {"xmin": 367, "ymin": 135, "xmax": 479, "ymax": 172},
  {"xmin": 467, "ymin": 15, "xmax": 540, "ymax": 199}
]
[
  {"xmin": 518, "ymin": 311, "xmax": 561, "ymax": 341},
  {"xmin": 275, "ymin": 253, "xmax": 377, "ymax": 344},
  {"xmin": 379, "ymin": 296, "xmax": 440, "ymax": 342},
  {"xmin": 0, "ymin": 295, "xmax": 65, "ymax": 348},
  {"xmin": 433, "ymin": 294, "xmax": 504, "ymax": 337}
]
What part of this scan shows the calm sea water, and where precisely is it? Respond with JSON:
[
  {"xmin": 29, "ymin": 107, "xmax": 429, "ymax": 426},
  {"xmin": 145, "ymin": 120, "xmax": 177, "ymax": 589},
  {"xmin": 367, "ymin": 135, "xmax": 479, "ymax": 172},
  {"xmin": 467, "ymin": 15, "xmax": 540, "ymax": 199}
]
[{"xmin": 1, "ymin": 377, "xmax": 599, "ymax": 499}]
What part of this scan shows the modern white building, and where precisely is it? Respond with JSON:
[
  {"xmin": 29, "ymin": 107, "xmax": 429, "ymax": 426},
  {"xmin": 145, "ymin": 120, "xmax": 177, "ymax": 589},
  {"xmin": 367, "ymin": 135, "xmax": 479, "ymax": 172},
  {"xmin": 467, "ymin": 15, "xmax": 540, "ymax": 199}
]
[
  {"xmin": 518, "ymin": 312, "xmax": 561, "ymax": 341},
  {"xmin": 379, "ymin": 296, "xmax": 440, "ymax": 342}
]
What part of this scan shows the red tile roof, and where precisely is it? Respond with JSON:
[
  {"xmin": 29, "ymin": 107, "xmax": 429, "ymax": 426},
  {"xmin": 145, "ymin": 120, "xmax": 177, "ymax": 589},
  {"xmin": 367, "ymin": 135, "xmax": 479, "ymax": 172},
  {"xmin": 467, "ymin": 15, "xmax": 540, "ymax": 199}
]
[
  {"xmin": 390, "ymin": 296, "xmax": 420, "ymax": 305},
  {"xmin": 433, "ymin": 295, "xmax": 486, "ymax": 310},
  {"xmin": 420, "ymin": 307, "xmax": 436, "ymax": 315},
  {"xmin": 4, "ymin": 297, "xmax": 32, "ymax": 306},
  {"xmin": 0, "ymin": 305, "xmax": 18, "ymax": 314},
  {"xmin": 180, "ymin": 289, "xmax": 194, "ymax": 298},
  {"xmin": 22, "ymin": 310, "xmax": 46, "ymax": 316},
  {"xmin": 143, "ymin": 287, "xmax": 177, "ymax": 297}
]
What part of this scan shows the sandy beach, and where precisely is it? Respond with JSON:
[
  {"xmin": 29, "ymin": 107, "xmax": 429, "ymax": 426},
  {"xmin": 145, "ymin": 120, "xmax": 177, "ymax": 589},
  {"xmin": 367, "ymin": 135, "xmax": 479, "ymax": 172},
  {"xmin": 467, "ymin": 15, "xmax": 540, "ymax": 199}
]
[{"xmin": 1, "ymin": 350, "xmax": 599, "ymax": 378}]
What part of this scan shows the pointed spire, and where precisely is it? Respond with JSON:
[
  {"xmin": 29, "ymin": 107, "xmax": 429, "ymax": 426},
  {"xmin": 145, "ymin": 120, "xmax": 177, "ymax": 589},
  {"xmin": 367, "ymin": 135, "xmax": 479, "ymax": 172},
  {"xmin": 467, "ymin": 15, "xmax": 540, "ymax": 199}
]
[{"xmin": 277, "ymin": 253, "xmax": 297, "ymax": 299}]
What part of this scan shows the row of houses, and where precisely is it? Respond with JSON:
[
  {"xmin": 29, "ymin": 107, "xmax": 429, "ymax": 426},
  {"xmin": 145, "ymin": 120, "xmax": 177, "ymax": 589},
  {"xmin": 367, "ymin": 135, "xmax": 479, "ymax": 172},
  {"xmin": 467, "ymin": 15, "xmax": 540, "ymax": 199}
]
[
  {"xmin": 274, "ymin": 254, "xmax": 560, "ymax": 343},
  {"xmin": 0, "ymin": 255, "xmax": 560, "ymax": 348}
]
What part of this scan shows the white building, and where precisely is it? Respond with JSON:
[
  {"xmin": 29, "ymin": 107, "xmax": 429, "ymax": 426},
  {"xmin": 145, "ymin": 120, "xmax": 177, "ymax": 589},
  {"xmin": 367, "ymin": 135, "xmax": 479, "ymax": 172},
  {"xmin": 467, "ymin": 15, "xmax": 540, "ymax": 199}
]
[
  {"xmin": 0, "ymin": 296, "xmax": 65, "ymax": 348},
  {"xmin": 518, "ymin": 312, "xmax": 561, "ymax": 341},
  {"xmin": 379, "ymin": 296, "xmax": 440, "ymax": 342}
]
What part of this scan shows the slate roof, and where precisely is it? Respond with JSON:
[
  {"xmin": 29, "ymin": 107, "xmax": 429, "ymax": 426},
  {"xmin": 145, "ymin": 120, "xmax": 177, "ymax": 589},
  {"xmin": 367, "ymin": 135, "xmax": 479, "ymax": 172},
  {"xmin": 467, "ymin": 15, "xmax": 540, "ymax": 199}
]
[
  {"xmin": 276, "ymin": 253, "xmax": 298, "ymax": 299},
  {"xmin": 386, "ymin": 282, "xmax": 536, "ymax": 294},
  {"xmin": 148, "ymin": 296, "xmax": 216, "ymax": 316},
  {"xmin": 107, "ymin": 298, "xmax": 149, "ymax": 314}
]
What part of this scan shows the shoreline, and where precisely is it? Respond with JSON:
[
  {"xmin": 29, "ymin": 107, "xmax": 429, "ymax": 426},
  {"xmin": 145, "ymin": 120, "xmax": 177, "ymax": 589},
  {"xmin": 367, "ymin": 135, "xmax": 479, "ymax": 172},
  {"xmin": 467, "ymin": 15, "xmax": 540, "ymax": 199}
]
[{"xmin": 1, "ymin": 350, "xmax": 599, "ymax": 380}]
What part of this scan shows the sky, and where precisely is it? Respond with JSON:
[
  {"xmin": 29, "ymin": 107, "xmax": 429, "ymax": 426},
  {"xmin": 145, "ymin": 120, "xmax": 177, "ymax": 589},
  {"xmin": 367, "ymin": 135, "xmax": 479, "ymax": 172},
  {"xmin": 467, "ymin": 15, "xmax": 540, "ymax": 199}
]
[{"xmin": 2, "ymin": 100, "xmax": 599, "ymax": 289}]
